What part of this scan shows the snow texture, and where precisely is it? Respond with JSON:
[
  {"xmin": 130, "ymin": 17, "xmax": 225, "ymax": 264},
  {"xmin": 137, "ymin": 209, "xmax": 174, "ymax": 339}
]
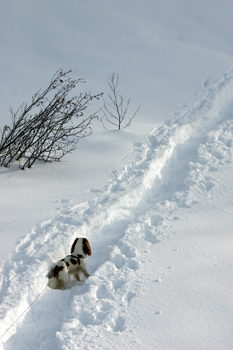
[{"xmin": 0, "ymin": 68, "xmax": 233, "ymax": 349}]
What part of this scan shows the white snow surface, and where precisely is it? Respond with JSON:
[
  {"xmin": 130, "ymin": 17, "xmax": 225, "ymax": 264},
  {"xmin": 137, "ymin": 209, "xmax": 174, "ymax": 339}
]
[{"xmin": 0, "ymin": 68, "xmax": 233, "ymax": 349}]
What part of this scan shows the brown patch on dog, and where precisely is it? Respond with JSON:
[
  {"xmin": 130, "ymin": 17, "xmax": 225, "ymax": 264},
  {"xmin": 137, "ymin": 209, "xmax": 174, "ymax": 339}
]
[
  {"xmin": 70, "ymin": 258, "xmax": 78, "ymax": 265},
  {"xmin": 83, "ymin": 238, "xmax": 92, "ymax": 256},
  {"xmin": 53, "ymin": 265, "xmax": 64, "ymax": 278}
]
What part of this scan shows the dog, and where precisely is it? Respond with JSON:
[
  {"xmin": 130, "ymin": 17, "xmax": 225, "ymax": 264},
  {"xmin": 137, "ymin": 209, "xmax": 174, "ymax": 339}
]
[{"xmin": 47, "ymin": 237, "xmax": 92, "ymax": 290}]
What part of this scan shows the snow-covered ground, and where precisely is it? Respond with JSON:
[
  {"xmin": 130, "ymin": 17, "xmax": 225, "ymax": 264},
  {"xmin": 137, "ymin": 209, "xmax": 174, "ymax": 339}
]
[
  {"xmin": 1, "ymin": 68, "xmax": 233, "ymax": 349},
  {"xmin": 1, "ymin": 1, "xmax": 233, "ymax": 349}
]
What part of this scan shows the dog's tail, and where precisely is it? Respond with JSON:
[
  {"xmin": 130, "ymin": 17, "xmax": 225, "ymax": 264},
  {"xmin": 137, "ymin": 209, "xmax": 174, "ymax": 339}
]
[
  {"xmin": 47, "ymin": 262, "xmax": 66, "ymax": 279},
  {"xmin": 46, "ymin": 265, "xmax": 56, "ymax": 279},
  {"xmin": 47, "ymin": 267, "xmax": 55, "ymax": 279}
]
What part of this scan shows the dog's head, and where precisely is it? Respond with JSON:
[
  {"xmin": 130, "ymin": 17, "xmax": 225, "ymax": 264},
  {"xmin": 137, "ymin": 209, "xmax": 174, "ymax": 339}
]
[{"xmin": 70, "ymin": 237, "xmax": 92, "ymax": 257}]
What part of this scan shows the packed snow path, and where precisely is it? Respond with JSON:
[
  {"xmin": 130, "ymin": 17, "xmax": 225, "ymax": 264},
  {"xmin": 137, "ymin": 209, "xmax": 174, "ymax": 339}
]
[{"xmin": 1, "ymin": 69, "xmax": 233, "ymax": 349}]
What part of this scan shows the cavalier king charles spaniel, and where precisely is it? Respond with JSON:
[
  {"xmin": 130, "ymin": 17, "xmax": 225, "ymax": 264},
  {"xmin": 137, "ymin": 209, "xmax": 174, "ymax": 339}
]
[{"xmin": 47, "ymin": 237, "xmax": 91, "ymax": 290}]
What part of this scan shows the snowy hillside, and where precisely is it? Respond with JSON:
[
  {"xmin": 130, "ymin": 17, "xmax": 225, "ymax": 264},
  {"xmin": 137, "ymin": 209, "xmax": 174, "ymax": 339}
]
[{"xmin": 0, "ymin": 68, "xmax": 233, "ymax": 349}]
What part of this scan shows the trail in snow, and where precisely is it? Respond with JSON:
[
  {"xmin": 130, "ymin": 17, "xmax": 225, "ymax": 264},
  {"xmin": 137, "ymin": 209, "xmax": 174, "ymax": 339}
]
[{"xmin": 1, "ymin": 69, "xmax": 233, "ymax": 349}]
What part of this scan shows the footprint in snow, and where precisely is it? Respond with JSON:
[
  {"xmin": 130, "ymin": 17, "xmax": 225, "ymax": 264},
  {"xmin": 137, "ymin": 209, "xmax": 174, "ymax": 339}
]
[{"xmin": 109, "ymin": 315, "xmax": 126, "ymax": 332}]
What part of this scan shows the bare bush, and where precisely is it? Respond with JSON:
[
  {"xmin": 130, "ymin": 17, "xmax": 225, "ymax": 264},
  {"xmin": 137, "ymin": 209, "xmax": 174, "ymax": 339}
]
[
  {"xmin": 101, "ymin": 72, "xmax": 140, "ymax": 130},
  {"xmin": 0, "ymin": 69, "xmax": 103, "ymax": 169}
]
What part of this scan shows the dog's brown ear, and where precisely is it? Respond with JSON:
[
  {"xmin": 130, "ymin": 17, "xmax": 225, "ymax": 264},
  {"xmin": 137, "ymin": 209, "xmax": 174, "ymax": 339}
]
[
  {"xmin": 71, "ymin": 238, "xmax": 78, "ymax": 254},
  {"xmin": 83, "ymin": 238, "xmax": 92, "ymax": 256}
]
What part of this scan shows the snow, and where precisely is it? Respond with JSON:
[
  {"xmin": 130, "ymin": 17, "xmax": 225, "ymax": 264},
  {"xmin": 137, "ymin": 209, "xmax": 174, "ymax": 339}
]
[
  {"xmin": 1, "ymin": 68, "xmax": 233, "ymax": 349},
  {"xmin": 1, "ymin": 1, "xmax": 233, "ymax": 349}
]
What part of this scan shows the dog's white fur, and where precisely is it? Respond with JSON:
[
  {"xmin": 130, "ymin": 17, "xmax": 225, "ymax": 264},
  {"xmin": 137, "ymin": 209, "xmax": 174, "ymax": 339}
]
[{"xmin": 47, "ymin": 237, "xmax": 91, "ymax": 290}]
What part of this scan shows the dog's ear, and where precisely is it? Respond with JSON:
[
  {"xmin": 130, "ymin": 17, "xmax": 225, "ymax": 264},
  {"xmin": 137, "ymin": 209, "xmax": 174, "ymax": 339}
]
[
  {"xmin": 83, "ymin": 238, "xmax": 92, "ymax": 256},
  {"xmin": 71, "ymin": 238, "xmax": 78, "ymax": 254}
]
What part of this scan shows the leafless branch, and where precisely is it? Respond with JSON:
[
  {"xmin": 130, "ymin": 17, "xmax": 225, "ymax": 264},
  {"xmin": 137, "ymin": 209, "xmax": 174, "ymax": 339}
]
[
  {"xmin": 101, "ymin": 72, "xmax": 140, "ymax": 130},
  {"xmin": 0, "ymin": 69, "xmax": 103, "ymax": 169}
]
